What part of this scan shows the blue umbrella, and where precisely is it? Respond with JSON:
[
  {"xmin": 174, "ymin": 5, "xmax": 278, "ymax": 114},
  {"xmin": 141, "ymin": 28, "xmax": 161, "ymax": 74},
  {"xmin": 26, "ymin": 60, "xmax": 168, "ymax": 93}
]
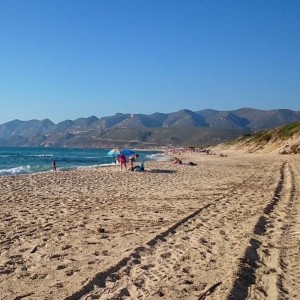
[{"xmin": 121, "ymin": 148, "xmax": 135, "ymax": 156}]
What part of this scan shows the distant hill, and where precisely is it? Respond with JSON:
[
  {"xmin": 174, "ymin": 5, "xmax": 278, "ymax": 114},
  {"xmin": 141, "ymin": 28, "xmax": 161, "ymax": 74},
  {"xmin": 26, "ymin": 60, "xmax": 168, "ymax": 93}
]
[
  {"xmin": 0, "ymin": 108, "xmax": 299, "ymax": 147},
  {"xmin": 0, "ymin": 119, "xmax": 54, "ymax": 139},
  {"xmin": 231, "ymin": 108, "xmax": 300, "ymax": 131},
  {"xmin": 214, "ymin": 122, "xmax": 300, "ymax": 154}
]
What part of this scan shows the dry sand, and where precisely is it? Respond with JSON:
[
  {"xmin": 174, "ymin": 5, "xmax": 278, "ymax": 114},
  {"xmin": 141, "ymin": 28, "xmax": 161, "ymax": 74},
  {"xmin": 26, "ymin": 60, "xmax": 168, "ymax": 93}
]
[{"xmin": 0, "ymin": 151, "xmax": 299, "ymax": 300}]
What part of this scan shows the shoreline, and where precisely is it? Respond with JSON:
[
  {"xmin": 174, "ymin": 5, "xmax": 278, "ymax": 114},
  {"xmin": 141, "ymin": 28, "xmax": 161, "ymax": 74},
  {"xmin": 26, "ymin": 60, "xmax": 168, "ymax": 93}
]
[
  {"xmin": 0, "ymin": 148, "xmax": 166, "ymax": 177},
  {"xmin": 1, "ymin": 152, "xmax": 299, "ymax": 299}
]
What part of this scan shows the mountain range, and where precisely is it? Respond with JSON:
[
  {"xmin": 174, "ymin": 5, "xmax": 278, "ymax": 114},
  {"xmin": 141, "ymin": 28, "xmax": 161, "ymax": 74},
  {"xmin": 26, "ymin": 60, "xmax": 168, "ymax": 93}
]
[{"xmin": 0, "ymin": 107, "xmax": 299, "ymax": 148}]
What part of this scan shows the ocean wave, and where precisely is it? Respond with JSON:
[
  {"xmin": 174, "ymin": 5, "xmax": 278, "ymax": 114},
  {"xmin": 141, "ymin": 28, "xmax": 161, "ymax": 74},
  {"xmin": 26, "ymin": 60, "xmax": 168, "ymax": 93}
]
[
  {"xmin": 146, "ymin": 153, "xmax": 172, "ymax": 162},
  {"xmin": 77, "ymin": 162, "xmax": 117, "ymax": 169},
  {"xmin": 0, "ymin": 165, "xmax": 31, "ymax": 176},
  {"xmin": 98, "ymin": 162, "xmax": 118, "ymax": 167},
  {"xmin": 26, "ymin": 154, "xmax": 54, "ymax": 157}
]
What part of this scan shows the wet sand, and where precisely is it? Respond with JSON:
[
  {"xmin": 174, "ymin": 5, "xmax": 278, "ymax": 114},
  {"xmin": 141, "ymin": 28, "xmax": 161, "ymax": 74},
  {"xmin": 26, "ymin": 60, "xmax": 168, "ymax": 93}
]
[{"xmin": 1, "ymin": 152, "xmax": 300, "ymax": 299}]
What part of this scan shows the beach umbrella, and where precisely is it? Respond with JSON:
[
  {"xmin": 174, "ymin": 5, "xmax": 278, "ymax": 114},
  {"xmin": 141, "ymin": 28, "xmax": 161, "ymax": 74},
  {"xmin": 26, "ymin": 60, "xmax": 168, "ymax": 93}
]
[
  {"xmin": 107, "ymin": 148, "xmax": 121, "ymax": 156},
  {"xmin": 120, "ymin": 148, "xmax": 135, "ymax": 156},
  {"xmin": 107, "ymin": 148, "xmax": 135, "ymax": 156}
]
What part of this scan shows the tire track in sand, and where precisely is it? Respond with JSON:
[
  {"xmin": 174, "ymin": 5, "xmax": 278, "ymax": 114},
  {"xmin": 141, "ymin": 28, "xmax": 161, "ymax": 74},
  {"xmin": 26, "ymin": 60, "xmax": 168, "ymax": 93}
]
[
  {"xmin": 277, "ymin": 162, "xmax": 300, "ymax": 300},
  {"xmin": 227, "ymin": 160, "xmax": 300, "ymax": 300},
  {"xmin": 66, "ymin": 168, "xmax": 275, "ymax": 300}
]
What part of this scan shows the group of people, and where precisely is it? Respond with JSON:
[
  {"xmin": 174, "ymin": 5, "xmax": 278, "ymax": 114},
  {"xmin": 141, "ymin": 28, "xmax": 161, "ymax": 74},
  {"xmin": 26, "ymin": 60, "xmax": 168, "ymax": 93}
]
[
  {"xmin": 51, "ymin": 153, "xmax": 144, "ymax": 173},
  {"xmin": 52, "ymin": 152, "xmax": 198, "ymax": 173},
  {"xmin": 116, "ymin": 153, "xmax": 144, "ymax": 172}
]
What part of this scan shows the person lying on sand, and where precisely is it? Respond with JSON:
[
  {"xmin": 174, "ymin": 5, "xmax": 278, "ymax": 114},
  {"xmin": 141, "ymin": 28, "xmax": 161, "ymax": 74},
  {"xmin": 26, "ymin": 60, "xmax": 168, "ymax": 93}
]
[
  {"xmin": 173, "ymin": 157, "xmax": 182, "ymax": 164},
  {"xmin": 172, "ymin": 158, "xmax": 197, "ymax": 166},
  {"xmin": 186, "ymin": 161, "xmax": 197, "ymax": 166}
]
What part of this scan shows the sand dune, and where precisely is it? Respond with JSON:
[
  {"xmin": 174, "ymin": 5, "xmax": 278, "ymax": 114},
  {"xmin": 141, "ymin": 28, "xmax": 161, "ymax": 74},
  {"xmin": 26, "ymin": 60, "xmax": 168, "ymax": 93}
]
[{"xmin": 0, "ymin": 152, "xmax": 299, "ymax": 299}]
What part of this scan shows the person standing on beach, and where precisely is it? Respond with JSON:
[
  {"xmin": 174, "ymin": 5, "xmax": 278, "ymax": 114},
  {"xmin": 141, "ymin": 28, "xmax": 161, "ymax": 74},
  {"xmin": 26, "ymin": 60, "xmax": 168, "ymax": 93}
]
[
  {"xmin": 117, "ymin": 154, "xmax": 127, "ymax": 171},
  {"xmin": 128, "ymin": 154, "xmax": 139, "ymax": 171},
  {"xmin": 52, "ymin": 160, "xmax": 57, "ymax": 172}
]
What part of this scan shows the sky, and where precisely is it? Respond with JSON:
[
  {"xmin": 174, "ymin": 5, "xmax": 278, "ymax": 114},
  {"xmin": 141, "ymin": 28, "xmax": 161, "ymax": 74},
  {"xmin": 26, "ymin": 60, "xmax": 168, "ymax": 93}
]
[{"xmin": 0, "ymin": 0, "xmax": 299, "ymax": 124}]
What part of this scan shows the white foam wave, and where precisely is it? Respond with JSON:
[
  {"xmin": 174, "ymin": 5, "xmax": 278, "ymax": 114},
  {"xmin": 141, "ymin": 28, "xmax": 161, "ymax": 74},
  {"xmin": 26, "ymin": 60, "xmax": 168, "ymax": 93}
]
[
  {"xmin": 26, "ymin": 154, "xmax": 54, "ymax": 157},
  {"xmin": 146, "ymin": 153, "xmax": 172, "ymax": 162},
  {"xmin": 0, "ymin": 165, "xmax": 31, "ymax": 176},
  {"xmin": 77, "ymin": 162, "xmax": 117, "ymax": 169}
]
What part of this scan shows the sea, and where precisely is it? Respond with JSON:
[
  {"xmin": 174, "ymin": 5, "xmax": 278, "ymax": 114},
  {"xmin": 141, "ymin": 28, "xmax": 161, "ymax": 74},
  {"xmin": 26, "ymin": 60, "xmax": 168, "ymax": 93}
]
[{"xmin": 0, "ymin": 147, "xmax": 170, "ymax": 176}]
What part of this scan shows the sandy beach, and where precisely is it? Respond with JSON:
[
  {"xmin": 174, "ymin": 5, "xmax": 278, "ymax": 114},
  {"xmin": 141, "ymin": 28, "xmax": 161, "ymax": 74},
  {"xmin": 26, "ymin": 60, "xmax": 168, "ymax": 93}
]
[{"xmin": 1, "ymin": 151, "xmax": 299, "ymax": 300}]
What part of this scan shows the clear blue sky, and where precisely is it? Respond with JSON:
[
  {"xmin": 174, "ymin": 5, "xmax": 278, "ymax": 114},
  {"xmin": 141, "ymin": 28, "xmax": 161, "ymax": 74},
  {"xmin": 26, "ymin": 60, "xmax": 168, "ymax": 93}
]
[{"xmin": 0, "ymin": 0, "xmax": 299, "ymax": 124}]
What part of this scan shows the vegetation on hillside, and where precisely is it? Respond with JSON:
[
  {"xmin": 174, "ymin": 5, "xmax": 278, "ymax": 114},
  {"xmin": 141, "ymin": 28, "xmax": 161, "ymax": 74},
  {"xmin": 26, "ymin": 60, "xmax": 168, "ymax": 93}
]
[
  {"xmin": 277, "ymin": 122, "xmax": 300, "ymax": 140},
  {"xmin": 231, "ymin": 122, "xmax": 300, "ymax": 154}
]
